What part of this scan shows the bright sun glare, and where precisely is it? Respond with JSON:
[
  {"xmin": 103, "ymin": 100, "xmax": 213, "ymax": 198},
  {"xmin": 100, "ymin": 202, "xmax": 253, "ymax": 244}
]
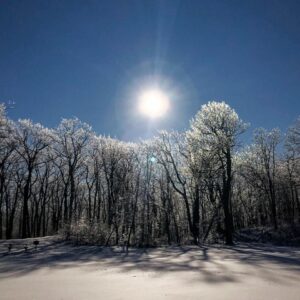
[{"xmin": 138, "ymin": 89, "xmax": 170, "ymax": 118}]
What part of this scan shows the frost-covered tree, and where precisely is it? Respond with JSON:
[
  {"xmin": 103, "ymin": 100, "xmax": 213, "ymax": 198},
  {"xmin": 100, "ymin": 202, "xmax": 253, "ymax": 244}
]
[
  {"xmin": 0, "ymin": 101, "xmax": 299, "ymax": 244},
  {"xmin": 53, "ymin": 118, "xmax": 92, "ymax": 225},
  {"xmin": 286, "ymin": 117, "xmax": 300, "ymax": 155},
  {"xmin": 284, "ymin": 118, "xmax": 300, "ymax": 223},
  {"xmin": 253, "ymin": 128, "xmax": 281, "ymax": 230},
  {"xmin": 0, "ymin": 105, "xmax": 16, "ymax": 238},
  {"xmin": 188, "ymin": 101, "xmax": 248, "ymax": 244},
  {"xmin": 13, "ymin": 119, "xmax": 53, "ymax": 238}
]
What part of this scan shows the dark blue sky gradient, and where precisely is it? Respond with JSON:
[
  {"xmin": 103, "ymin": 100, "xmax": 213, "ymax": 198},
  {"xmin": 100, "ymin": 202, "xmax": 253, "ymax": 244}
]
[{"xmin": 1, "ymin": 0, "xmax": 300, "ymax": 141}]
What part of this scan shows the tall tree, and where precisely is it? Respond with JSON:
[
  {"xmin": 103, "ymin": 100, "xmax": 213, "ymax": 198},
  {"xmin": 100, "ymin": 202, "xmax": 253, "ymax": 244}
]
[
  {"xmin": 188, "ymin": 101, "xmax": 247, "ymax": 244},
  {"xmin": 14, "ymin": 119, "xmax": 52, "ymax": 238},
  {"xmin": 253, "ymin": 128, "xmax": 281, "ymax": 230},
  {"xmin": 54, "ymin": 118, "xmax": 92, "ymax": 225}
]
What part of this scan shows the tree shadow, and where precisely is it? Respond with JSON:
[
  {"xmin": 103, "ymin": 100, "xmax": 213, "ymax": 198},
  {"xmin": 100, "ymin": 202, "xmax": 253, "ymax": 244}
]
[{"xmin": 0, "ymin": 238, "xmax": 299, "ymax": 285}]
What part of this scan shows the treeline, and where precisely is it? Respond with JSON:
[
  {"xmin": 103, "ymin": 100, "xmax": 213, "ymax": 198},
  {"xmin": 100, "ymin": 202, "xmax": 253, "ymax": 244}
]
[{"xmin": 0, "ymin": 102, "xmax": 299, "ymax": 245}]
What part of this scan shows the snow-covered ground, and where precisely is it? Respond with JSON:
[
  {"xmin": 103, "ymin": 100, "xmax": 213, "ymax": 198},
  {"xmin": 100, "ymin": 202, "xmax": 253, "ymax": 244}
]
[{"xmin": 0, "ymin": 237, "xmax": 300, "ymax": 300}]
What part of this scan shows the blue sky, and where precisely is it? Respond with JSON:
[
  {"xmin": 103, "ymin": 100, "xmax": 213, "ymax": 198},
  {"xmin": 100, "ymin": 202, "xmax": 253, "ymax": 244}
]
[{"xmin": 1, "ymin": 0, "xmax": 300, "ymax": 141}]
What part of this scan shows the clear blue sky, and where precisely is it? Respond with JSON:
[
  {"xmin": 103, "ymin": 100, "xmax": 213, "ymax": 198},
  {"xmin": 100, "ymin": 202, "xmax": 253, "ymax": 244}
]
[{"xmin": 1, "ymin": 0, "xmax": 300, "ymax": 141}]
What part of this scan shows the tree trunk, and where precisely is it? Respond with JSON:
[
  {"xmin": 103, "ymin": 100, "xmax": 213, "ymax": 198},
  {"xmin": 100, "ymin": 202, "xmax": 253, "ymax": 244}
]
[
  {"xmin": 22, "ymin": 167, "xmax": 32, "ymax": 238},
  {"xmin": 222, "ymin": 150, "xmax": 233, "ymax": 245},
  {"xmin": 192, "ymin": 185, "xmax": 200, "ymax": 244}
]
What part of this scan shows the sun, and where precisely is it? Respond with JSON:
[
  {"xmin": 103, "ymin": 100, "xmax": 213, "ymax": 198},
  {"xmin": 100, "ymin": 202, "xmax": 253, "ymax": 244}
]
[{"xmin": 138, "ymin": 89, "xmax": 170, "ymax": 118}]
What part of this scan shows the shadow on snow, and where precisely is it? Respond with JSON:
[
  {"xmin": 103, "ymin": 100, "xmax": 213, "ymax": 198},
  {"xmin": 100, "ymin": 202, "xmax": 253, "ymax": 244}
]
[{"xmin": 0, "ymin": 238, "xmax": 300, "ymax": 285}]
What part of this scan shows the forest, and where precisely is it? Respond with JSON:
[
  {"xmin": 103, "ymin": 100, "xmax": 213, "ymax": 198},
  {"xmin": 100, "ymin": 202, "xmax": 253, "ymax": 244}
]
[{"xmin": 0, "ymin": 101, "xmax": 299, "ymax": 246}]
